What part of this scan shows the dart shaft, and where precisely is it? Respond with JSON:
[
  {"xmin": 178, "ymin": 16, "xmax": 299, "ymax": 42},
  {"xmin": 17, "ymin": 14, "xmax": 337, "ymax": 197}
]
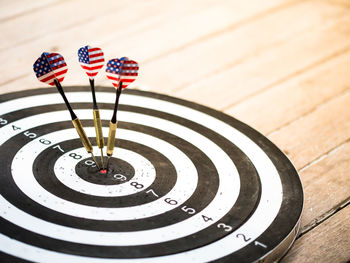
[
  {"xmin": 106, "ymin": 121, "xmax": 117, "ymax": 156},
  {"xmin": 93, "ymin": 109, "xmax": 104, "ymax": 149},
  {"xmin": 89, "ymin": 78, "xmax": 98, "ymax": 109},
  {"xmin": 72, "ymin": 118, "xmax": 93, "ymax": 153}
]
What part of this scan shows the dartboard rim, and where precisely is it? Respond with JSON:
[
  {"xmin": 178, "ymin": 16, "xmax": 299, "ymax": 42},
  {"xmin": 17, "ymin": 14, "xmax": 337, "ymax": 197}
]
[{"xmin": 0, "ymin": 86, "xmax": 304, "ymax": 263}]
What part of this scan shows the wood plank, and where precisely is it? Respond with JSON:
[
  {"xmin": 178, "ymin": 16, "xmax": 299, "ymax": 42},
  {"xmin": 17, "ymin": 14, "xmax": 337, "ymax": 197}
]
[
  {"xmin": 298, "ymin": 140, "xmax": 350, "ymax": 230},
  {"xmin": 0, "ymin": 0, "xmax": 139, "ymax": 51},
  {"xmin": 224, "ymin": 48, "xmax": 350, "ymax": 134},
  {"xmin": 98, "ymin": 0, "xmax": 298, "ymax": 66},
  {"xmin": 0, "ymin": 0, "xmax": 63, "ymax": 21},
  {"xmin": 268, "ymin": 90, "xmax": 350, "ymax": 170},
  {"xmin": 0, "ymin": 0, "xmax": 293, "ymax": 93},
  {"xmin": 281, "ymin": 204, "xmax": 350, "ymax": 263},
  {"xmin": 174, "ymin": 2, "xmax": 350, "ymax": 109}
]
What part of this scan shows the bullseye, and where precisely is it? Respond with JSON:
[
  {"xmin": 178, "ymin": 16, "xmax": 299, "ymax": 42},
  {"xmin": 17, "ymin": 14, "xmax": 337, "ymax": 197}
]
[{"xmin": 0, "ymin": 86, "xmax": 303, "ymax": 263}]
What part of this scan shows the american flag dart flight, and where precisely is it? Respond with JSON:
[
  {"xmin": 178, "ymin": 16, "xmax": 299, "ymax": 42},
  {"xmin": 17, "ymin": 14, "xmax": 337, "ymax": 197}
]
[
  {"xmin": 0, "ymin": 48, "xmax": 303, "ymax": 263},
  {"xmin": 106, "ymin": 57, "xmax": 139, "ymax": 89},
  {"xmin": 78, "ymin": 45, "xmax": 105, "ymax": 79},
  {"xmin": 33, "ymin": 52, "xmax": 68, "ymax": 85}
]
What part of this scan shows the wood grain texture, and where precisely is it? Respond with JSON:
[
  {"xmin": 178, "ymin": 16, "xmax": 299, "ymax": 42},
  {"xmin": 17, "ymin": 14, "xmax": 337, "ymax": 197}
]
[
  {"xmin": 0, "ymin": 0, "xmax": 64, "ymax": 21},
  {"xmin": 226, "ymin": 48, "xmax": 350, "ymax": 134},
  {"xmin": 176, "ymin": 1, "xmax": 350, "ymax": 109},
  {"xmin": 268, "ymin": 91, "xmax": 350, "ymax": 170},
  {"xmin": 0, "ymin": 0, "xmax": 349, "ymax": 262},
  {"xmin": 0, "ymin": 0, "xmax": 288, "ymax": 93},
  {"xmin": 298, "ymin": 140, "xmax": 350, "ymax": 231},
  {"xmin": 281, "ymin": 204, "xmax": 350, "ymax": 263}
]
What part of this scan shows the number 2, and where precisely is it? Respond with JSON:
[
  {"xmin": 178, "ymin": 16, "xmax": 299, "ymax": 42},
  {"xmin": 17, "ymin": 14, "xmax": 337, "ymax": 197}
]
[{"xmin": 236, "ymin": 233, "xmax": 251, "ymax": 242}]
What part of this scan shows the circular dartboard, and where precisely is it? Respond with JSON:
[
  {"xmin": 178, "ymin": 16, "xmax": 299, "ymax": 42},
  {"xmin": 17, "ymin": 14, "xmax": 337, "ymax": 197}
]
[{"xmin": 0, "ymin": 86, "xmax": 303, "ymax": 263}]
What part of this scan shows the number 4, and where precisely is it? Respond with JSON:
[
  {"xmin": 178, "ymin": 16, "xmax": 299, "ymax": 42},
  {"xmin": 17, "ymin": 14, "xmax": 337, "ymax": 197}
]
[
  {"xmin": 202, "ymin": 215, "xmax": 213, "ymax": 222},
  {"xmin": 12, "ymin": 125, "xmax": 21, "ymax": 131}
]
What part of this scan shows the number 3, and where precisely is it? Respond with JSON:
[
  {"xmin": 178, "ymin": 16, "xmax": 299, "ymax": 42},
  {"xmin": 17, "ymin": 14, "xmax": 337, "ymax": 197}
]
[{"xmin": 217, "ymin": 223, "xmax": 232, "ymax": 232}]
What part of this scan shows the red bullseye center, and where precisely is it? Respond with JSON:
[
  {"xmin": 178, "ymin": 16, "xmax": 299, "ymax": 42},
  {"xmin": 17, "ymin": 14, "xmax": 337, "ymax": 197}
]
[{"xmin": 99, "ymin": 169, "xmax": 107, "ymax": 174}]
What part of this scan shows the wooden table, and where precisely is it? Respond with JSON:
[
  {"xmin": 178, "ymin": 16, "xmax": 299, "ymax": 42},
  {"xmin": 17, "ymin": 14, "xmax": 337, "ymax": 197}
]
[{"xmin": 0, "ymin": 0, "xmax": 349, "ymax": 262}]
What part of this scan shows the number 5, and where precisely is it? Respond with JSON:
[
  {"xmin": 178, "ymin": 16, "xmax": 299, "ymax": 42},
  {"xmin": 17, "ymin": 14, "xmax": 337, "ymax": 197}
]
[{"xmin": 181, "ymin": 206, "xmax": 196, "ymax": 214}]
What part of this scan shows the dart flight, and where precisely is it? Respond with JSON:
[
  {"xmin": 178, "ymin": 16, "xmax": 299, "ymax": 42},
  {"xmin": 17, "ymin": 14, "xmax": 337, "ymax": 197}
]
[{"xmin": 33, "ymin": 52, "xmax": 68, "ymax": 86}]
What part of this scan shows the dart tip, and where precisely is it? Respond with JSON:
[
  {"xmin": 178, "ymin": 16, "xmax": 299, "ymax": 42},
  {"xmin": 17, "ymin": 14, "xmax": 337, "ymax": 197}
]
[
  {"xmin": 90, "ymin": 152, "xmax": 100, "ymax": 170},
  {"xmin": 100, "ymin": 148, "xmax": 105, "ymax": 169},
  {"xmin": 106, "ymin": 156, "xmax": 111, "ymax": 171}
]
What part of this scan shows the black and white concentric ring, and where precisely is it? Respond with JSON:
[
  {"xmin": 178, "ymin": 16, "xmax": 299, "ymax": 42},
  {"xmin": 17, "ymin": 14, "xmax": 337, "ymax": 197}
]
[{"xmin": 0, "ymin": 87, "xmax": 303, "ymax": 262}]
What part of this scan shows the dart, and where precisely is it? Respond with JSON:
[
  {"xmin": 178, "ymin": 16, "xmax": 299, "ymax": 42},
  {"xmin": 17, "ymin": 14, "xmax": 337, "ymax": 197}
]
[
  {"xmin": 33, "ymin": 52, "xmax": 100, "ymax": 169},
  {"xmin": 105, "ymin": 57, "xmax": 139, "ymax": 169},
  {"xmin": 78, "ymin": 45, "xmax": 105, "ymax": 168}
]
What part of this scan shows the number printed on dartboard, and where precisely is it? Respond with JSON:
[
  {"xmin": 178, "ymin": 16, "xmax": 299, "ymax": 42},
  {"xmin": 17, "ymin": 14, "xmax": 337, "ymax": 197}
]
[{"xmin": 0, "ymin": 87, "xmax": 303, "ymax": 263}]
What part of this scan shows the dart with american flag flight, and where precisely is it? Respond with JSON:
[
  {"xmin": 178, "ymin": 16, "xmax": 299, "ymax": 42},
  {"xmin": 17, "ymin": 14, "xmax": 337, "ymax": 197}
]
[
  {"xmin": 33, "ymin": 52, "xmax": 100, "ymax": 169},
  {"xmin": 78, "ymin": 45, "xmax": 105, "ymax": 168},
  {"xmin": 105, "ymin": 57, "xmax": 139, "ymax": 169}
]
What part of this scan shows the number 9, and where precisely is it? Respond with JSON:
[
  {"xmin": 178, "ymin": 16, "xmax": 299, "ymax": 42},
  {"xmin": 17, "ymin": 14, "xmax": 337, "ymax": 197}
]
[{"xmin": 113, "ymin": 174, "xmax": 127, "ymax": 181}]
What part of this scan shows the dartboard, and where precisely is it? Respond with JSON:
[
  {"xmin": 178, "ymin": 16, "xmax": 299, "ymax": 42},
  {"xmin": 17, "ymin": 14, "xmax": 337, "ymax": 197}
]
[{"xmin": 0, "ymin": 86, "xmax": 303, "ymax": 263}]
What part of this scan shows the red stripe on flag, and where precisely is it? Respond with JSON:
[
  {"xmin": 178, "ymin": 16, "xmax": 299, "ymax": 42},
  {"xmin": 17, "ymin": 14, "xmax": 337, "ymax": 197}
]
[
  {"xmin": 88, "ymin": 48, "xmax": 101, "ymax": 52},
  {"xmin": 56, "ymin": 68, "xmax": 68, "ymax": 76},
  {"xmin": 106, "ymin": 75, "xmax": 120, "ymax": 81},
  {"xmin": 90, "ymin": 59, "xmax": 104, "ymax": 64},
  {"xmin": 120, "ymin": 78, "xmax": 135, "ymax": 82},
  {"xmin": 81, "ymin": 64, "xmax": 103, "ymax": 71},
  {"xmin": 89, "ymin": 53, "xmax": 103, "ymax": 58},
  {"xmin": 42, "ymin": 69, "xmax": 67, "ymax": 83},
  {"xmin": 86, "ymin": 72, "xmax": 97, "ymax": 77},
  {"xmin": 46, "ymin": 53, "xmax": 59, "ymax": 58},
  {"xmin": 41, "ymin": 74, "xmax": 56, "ymax": 83},
  {"xmin": 51, "ymin": 63, "xmax": 67, "ymax": 71},
  {"xmin": 49, "ymin": 57, "xmax": 64, "ymax": 64},
  {"xmin": 120, "ymin": 73, "xmax": 138, "ymax": 76},
  {"xmin": 122, "ymin": 68, "xmax": 138, "ymax": 71}
]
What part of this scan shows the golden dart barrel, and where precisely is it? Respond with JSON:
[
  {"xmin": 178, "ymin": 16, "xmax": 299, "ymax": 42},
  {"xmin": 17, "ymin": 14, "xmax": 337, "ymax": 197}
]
[
  {"xmin": 93, "ymin": 109, "xmax": 104, "ymax": 149},
  {"xmin": 107, "ymin": 121, "xmax": 118, "ymax": 156},
  {"xmin": 72, "ymin": 118, "xmax": 93, "ymax": 153}
]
